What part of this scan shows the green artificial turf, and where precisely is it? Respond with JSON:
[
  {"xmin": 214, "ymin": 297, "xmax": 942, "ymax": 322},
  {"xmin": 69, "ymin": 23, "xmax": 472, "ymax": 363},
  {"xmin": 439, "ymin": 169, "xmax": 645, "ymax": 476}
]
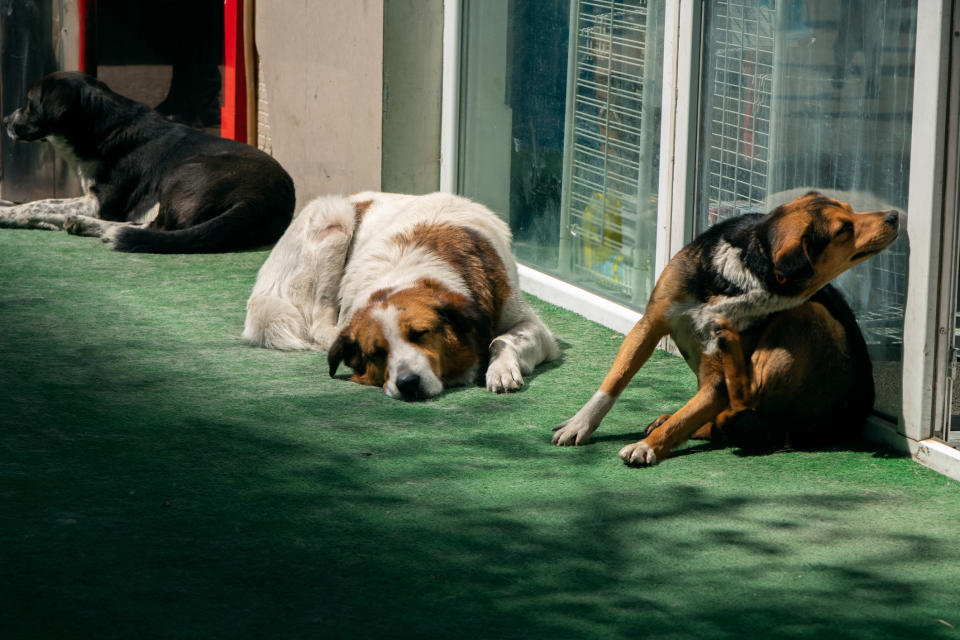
[{"xmin": 2, "ymin": 229, "xmax": 960, "ymax": 639}]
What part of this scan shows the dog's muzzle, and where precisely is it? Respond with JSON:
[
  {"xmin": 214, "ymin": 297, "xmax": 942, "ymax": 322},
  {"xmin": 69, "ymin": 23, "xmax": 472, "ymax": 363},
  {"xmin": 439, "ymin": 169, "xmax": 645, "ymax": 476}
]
[
  {"xmin": 395, "ymin": 367, "xmax": 427, "ymax": 401},
  {"xmin": 885, "ymin": 210, "xmax": 900, "ymax": 229},
  {"xmin": 4, "ymin": 109, "xmax": 41, "ymax": 141}
]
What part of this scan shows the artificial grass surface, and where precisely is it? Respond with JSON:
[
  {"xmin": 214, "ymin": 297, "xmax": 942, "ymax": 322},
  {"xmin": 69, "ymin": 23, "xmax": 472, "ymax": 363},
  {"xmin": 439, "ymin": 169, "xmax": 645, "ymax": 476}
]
[{"xmin": 1, "ymin": 229, "xmax": 959, "ymax": 640}]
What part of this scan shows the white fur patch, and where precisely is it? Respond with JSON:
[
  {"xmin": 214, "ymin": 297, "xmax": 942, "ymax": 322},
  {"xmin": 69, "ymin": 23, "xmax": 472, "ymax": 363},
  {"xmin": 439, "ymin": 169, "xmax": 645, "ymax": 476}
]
[
  {"xmin": 47, "ymin": 135, "xmax": 100, "ymax": 194},
  {"xmin": 338, "ymin": 245, "xmax": 467, "ymax": 326},
  {"xmin": 243, "ymin": 191, "xmax": 558, "ymax": 397},
  {"xmin": 373, "ymin": 304, "xmax": 444, "ymax": 399},
  {"xmin": 552, "ymin": 390, "xmax": 614, "ymax": 446},
  {"xmin": 671, "ymin": 240, "xmax": 803, "ymax": 354},
  {"xmin": 712, "ymin": 240, "xmax": 762, "ymax": 292}
]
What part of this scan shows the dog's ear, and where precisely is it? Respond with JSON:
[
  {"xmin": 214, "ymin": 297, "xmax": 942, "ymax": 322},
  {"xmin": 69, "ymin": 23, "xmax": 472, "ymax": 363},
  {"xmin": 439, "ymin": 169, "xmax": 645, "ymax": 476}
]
[
  {"xmin": 437, "ymin": 298, "xmax": 489, "ymax": 344},
  {"xmin": 328, "ymin": 331, "xmax": 363, "ymax": 377},
  {"xmin": 771, "ymin": 238, "xmax": 814, "ymax": 286}
]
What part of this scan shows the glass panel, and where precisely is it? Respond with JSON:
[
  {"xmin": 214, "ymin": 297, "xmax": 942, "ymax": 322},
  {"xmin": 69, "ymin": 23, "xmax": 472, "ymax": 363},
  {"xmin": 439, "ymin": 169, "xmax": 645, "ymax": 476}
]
[
  {"xmin": 458, "ymin": 0, "xmax": 666, "ymax": 310},
  {"xmin": 695, "ymin": 0, "xmax": 917, "ymax": 418},
  {"xmin": 952, "ymin": 271, "xmax": 960, "ymax": 444}
]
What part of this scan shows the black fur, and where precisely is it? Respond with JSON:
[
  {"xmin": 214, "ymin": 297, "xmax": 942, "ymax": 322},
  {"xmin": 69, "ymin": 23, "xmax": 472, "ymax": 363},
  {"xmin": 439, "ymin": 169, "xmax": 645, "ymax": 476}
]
[
  {"xmin": 719, "ymin": 284, "xmax": 875, "ymax": 452},
  {"xmin": 677, "ymin": 208, "xmax": 876, "ymax": 452},
  {"xmin": 3, "ymin": 71, "xmax": 294, "ymax": 253}
]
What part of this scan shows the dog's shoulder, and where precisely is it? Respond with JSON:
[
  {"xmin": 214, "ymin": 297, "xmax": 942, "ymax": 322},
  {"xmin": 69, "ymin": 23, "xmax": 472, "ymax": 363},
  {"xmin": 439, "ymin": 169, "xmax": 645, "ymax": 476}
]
[{"xmin": 682, "ymin": 214, "xmax": 768, "ymax": 301}]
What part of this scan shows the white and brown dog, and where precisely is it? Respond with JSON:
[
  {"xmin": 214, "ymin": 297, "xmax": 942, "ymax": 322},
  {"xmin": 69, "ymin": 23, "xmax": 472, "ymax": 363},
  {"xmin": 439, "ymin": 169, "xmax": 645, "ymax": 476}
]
[{"xmin": 243, "ymin": 192, "xmax": 558, "ymax": 400}]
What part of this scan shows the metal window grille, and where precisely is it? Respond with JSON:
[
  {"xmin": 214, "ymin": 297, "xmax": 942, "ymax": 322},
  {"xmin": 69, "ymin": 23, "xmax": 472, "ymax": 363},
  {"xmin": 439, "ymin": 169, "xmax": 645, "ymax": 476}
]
[
  {"xmin": 559, "ymin": 0, "xmax": 661, "ymax": 304},
  {"xmin": 702, "ymin": 0, "xmax": 906, "ymax": 350},
  {"xmin": 704, "ymin": 0, "xmax": 775, "ymax": 225}
]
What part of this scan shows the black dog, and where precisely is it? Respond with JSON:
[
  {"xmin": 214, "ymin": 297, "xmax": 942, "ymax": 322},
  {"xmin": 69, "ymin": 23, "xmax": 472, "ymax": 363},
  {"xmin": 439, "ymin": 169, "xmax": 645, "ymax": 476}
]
[{"xmin": 1, "ymin": 71, "xmax": 294, "ymax": 253}]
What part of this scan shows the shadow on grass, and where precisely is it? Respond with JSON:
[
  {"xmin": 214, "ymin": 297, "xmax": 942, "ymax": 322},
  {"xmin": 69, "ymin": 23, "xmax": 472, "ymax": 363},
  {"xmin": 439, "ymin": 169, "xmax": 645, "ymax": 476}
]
[{"xmin": 0, "ymin": 234, "xmax": 955, "ymax": 640}]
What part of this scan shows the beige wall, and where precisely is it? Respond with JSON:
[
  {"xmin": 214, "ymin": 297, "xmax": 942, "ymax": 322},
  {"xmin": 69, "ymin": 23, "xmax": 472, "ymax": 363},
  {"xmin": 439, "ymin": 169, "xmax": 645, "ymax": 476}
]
[
  {"xmin": 381, "ymin": 0, "xmax": 443, "ymax": 194},
  {"xmin": 256, "ymin": 0, "xmax": 384, "ymax": 211}
]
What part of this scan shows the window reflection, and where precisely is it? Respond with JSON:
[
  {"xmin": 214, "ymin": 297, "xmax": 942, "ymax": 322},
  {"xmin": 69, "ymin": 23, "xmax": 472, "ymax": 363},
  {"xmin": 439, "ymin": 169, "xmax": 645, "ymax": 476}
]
[
  {"xmin": 459, "ymin": 0, "xmax": 665, "ymax": 309},
  {"xmin": 696, "ymin": 0, "xmax": 917, "ymax": 417}
]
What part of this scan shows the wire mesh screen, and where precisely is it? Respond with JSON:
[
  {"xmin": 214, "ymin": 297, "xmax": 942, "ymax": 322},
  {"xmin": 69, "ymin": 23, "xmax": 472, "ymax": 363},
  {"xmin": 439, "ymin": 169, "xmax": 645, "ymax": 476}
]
[
  {"xmin": 694, "ymin": 1, "xmax": 917, "ymax": 418},
  {"xmin": 563, "ymin": 0, "xmax": 658, "ymax": 302},
  {"xmin": 703, "ymin": 0, "xmax": 774, "ymax": 225}
]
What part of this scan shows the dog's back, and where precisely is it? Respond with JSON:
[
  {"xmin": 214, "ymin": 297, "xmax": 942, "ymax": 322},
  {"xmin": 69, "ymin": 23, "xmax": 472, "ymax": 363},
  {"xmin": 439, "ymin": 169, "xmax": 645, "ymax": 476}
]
[
  {"xmin": 5, "ymin": 71, "xmax": 295, "ymax": 253},
  {"xmin": 719, "ymin": 284, "xmax": 876, "ymax": 451}
]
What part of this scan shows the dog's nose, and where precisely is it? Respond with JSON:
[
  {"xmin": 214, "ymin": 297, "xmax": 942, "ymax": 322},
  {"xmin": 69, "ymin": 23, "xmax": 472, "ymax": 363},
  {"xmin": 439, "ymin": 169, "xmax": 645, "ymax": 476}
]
[
  {"xmin": 885, "ymin": 210, "xmax": 900, "ymax": 228},
  {"xmin": 396, "ymin": 371, "xmax": 423, "ymax": 399}
]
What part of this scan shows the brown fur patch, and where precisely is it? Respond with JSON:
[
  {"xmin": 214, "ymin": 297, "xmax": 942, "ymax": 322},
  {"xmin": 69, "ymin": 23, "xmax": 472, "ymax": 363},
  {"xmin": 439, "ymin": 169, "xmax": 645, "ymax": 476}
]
[
  {"xmin": 382, "ymin": 281, "xmax": 483, "ymax": 383},
  {"xmin": 765, "ymin": 192, "xmax": 898, "ymax": 297},
  {"xmin": 391, "ymin": 223, "xmax": 512, "ymax": 331},
  {"xmin": 329, "ymin": 280, "xmax": 486, "ymax": 388},
  {"xmin": 330, "ymin": 305, "xmax": 389, "ymax": 387},
  {"xmin": 353, "ymin": 200, "xmax": 373, "ymax": 227}
]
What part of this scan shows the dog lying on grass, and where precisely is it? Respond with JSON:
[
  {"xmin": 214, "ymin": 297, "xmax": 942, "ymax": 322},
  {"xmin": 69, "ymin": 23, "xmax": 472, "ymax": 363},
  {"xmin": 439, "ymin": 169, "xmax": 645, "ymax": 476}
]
[
  {"xmin": 1, "ymin": 71, "xmax": 294, "ymax": 253},
  {"xmin": 244, "ymin": 192, "xmax": 558, "ymax": 400},
  {"xmin": 552, "ymin": 192, "xmax": 899, "ymax": 466}
]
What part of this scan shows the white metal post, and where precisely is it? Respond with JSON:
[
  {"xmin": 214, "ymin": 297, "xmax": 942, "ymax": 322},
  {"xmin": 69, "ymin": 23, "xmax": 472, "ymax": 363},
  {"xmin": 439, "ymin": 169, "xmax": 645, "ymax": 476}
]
[
  {"xmin": 900, "ymin": 0, "xmax": 951, "ymax": 442},
  {"xmin": 439, "ymin": 0, "xmax": 461, "ymax": 193}
]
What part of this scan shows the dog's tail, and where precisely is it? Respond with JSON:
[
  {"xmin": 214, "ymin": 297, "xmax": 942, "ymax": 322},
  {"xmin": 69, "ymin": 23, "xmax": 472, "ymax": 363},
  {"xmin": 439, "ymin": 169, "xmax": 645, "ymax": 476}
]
[
  {"xmin": 719, "ymin": 410, "xmax": 789, "ymax": 453},
  {"xmin": 108, "ymin": 202, "xmax": 292, "ymax": 253}
]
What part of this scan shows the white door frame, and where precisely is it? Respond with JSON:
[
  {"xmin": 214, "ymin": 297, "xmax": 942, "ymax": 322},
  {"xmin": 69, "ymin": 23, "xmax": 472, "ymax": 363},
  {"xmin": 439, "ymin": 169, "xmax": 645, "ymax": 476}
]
[{"xmin": 439, "ymin": 0, "xmax": 960, "ymax": 479}]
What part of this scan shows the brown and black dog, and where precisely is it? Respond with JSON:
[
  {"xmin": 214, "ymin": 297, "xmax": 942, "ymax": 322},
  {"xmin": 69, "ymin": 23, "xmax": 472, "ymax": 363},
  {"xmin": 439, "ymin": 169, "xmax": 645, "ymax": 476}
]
[{"xmin": 552, "ymin": 192, "xmax": 900, "ymax": 466}]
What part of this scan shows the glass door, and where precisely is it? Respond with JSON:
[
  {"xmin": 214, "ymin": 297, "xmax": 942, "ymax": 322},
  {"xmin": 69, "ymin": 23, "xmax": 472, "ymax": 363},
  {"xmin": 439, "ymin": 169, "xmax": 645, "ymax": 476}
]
[
  {"xmin": 457, "ymin": 0, "xmax": 667, "ymax": 311},
  {"xmin": 692, "ymin": 0, "xmax": 918, "ymax": 419},
  {"xmin": 942, "ymin": 0, "xmax": 960, "ymax": 447}
]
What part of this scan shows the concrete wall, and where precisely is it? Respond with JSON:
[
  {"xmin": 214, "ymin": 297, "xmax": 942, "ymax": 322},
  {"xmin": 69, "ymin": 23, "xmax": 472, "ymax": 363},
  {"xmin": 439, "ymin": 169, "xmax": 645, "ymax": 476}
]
[
  {"xmin": 256, "ymin": 0, "xmax": 383, "ymax": 211},
  {"xmin": 381, "ymin": 0, "xmax": 444, "ymax": 194}
]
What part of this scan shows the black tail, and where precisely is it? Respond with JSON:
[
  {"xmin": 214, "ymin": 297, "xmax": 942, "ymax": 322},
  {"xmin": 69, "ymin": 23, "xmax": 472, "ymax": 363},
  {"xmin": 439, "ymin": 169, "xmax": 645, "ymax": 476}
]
[
  {"xmin": 110, "ymin": 202, "xmax": 291, "ymax": 253},
  {"xmin": 721, "ymin": 410, "xmax": 789, "ymax": 453}
]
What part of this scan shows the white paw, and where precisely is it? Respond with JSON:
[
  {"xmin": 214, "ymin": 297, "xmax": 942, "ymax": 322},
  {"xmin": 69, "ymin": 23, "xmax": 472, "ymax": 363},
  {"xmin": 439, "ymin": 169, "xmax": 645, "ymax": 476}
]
[
  {"xmin": 486, "ymin": 358, "xmax": 523, "ymax": 393},
  {"xmin": 100, "ymin": 225, "xmax": 122, "ymax": 246},
  {"xmin": 552, "ymin": 415, "xmax": 597, "ymax": 446},
  {"xmin": 619, "ymin": 441, "xmax": 658, "ymax": 466}
]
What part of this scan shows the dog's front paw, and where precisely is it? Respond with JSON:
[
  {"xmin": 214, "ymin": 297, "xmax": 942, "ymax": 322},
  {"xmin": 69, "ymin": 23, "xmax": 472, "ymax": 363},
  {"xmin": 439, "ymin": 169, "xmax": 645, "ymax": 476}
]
[
  {"xmin": 63, "ymin": 215, "xmax": 84, "ymax": 235},
  {"xmin": 552, "ymin": 415, "xmax": 597, "ymax": 446},
  {"xmin": 619, "ymin": 440, "xmax": 659, "ymax": 466},
  {"xmin": 486, "ymin": 358, "xmax": 523, "ymax": 393}
]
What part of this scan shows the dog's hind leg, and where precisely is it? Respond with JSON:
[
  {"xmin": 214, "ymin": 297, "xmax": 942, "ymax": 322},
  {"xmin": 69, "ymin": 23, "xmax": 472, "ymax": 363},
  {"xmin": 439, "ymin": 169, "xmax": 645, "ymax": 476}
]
[
  {"xmin": 684, "ymin": 318, "xmax": 758, "ymax": 442},
  {"xmin": 0, "ymin": 196, "xmax": 99, "ymax": 231},
  {"xmin": 244, "ymin": 196, "xmax": 357, "ymax": 350},
  {"xmin": 304, "ymin": 223, "xmax": 353, "ymax": 349},
  {"xmin": 619, "ymin": 363, "xmax": 727, "ymax": 466},
  {"xmin": 712, "ymin": 317, "xmax": 756, "ymax": 414},
  {"xmin": 644, "ymin": 413, "xmax": 673, "ymax": 436}
]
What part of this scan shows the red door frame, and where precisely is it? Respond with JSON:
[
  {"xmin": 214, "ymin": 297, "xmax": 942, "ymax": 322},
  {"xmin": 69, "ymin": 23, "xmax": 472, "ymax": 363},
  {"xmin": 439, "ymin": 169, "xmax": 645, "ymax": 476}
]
[
  {"xmin": 221, "ymin": 0, "xmax": 248, "ymax": 142},
  {"xmin": 77, "ymin": 0, "xmax": 97, "ymax": 73},
  {"xmin": 76, "ymin": 0, "xmax": 248, "ymax": 143}
]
